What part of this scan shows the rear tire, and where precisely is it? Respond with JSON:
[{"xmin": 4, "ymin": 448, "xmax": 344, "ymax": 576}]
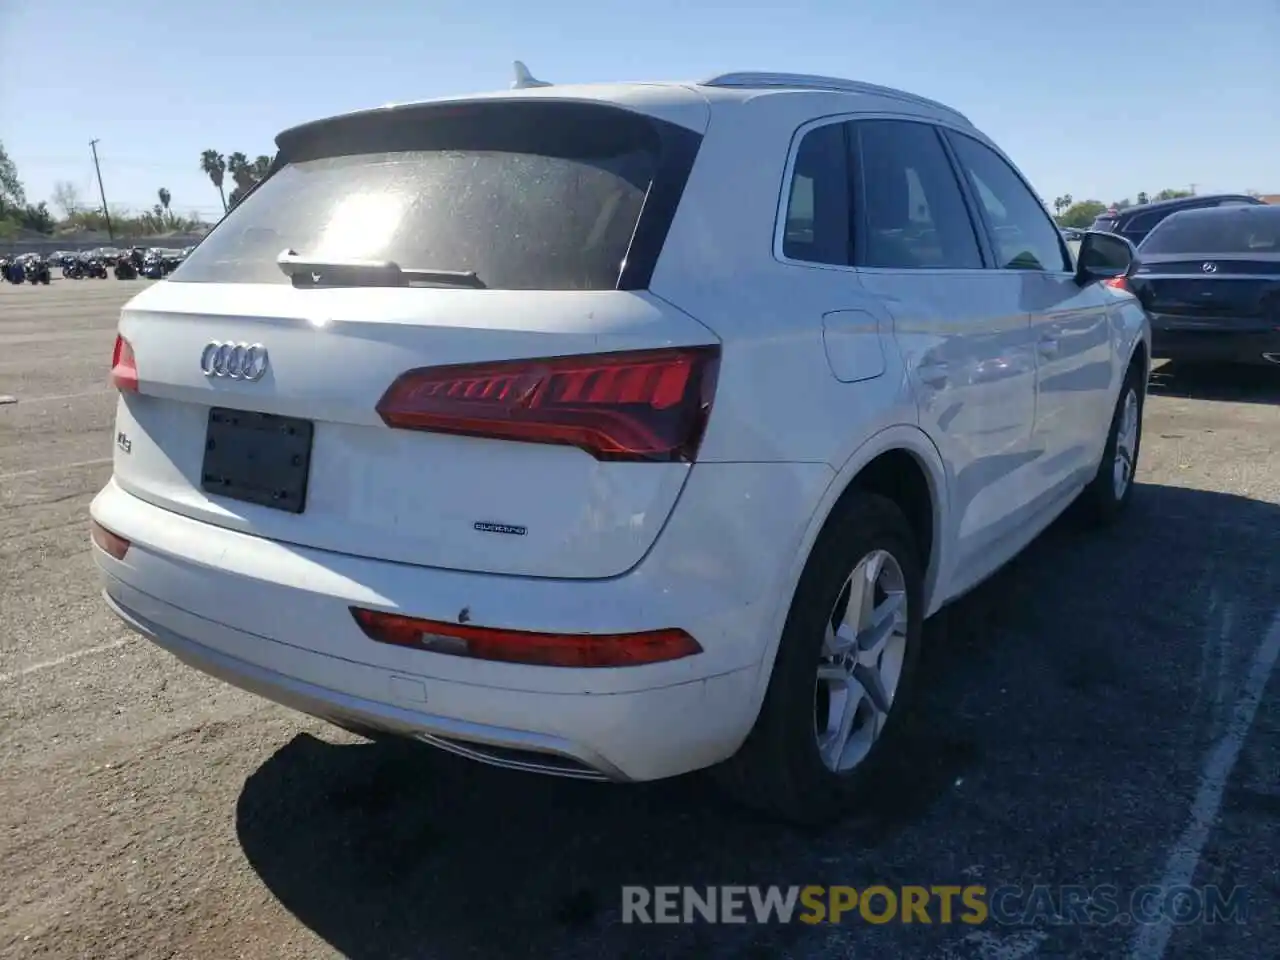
[
  {"xmin": 715, "ymin": 492, "xmax": 925, "ymax": 826},
  {"xmin": 1077, "ymin": 361, "xmax": 1144, "ymax": 525}
]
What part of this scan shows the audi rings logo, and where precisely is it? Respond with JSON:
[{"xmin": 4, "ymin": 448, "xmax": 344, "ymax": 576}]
[{"xmin": 200, "ymin": 341, "xmax": 269, "ymax": 381}]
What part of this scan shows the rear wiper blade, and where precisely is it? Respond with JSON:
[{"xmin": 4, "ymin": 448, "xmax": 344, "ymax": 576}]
[{"xmin": 276, "ymin": 250, "xmax": 486, "ymax": 288}]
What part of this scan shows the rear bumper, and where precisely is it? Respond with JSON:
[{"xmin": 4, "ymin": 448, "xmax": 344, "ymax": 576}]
[
  {"xmin": 1150, "ymin": 320, "xmax": 1280, "ymax": 365},
  {"xmin": 91, "ymin": 460, "xmax": 833, "ymax": 781},
  {"xmin": 104, "ymin": 578, "xmax": 759, "ymax": 781}
]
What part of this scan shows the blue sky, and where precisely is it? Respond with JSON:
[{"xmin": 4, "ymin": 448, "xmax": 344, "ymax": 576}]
[{"xmin": 2, "ymin": 0, "xmax": 1277, "ymax": 222}]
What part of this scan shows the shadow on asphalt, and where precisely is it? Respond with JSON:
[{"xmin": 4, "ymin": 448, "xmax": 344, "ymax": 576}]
[
  {"xmin": 235, "ymin": 482, "xmax": 1280, "ymax": 960},
  {"xmin": 1149, "ymin": 360, "xmax": 1280, "ymax": 405}
]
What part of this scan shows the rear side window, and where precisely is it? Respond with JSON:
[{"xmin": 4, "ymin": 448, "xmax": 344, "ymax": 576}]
[
  {"xmin": 171, "ymin": 101, "xmax": 699, "ymax": 290},
  {"xmin": 1124, "ymin": 209, "xmax": 1165, "ymax": 233},
  {"xmin": 947, "ymin": 133, "xmax": 1072, "ymax": 272},
  {"xmin": 852, "ymin": 120, "xmax": 982, "ymax": 270},
  {"xmin": 782, "ymin": 123, "xmax": 851, "ymax": 266},
  {"xmin": 1141, "ymin": 210, "xmax": 1280, "ymax": 254}
]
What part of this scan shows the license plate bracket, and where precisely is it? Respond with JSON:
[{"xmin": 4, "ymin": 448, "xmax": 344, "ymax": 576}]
[{"xmin": 201, "ymin": 407, "xmax": 313, "ymax": 513}]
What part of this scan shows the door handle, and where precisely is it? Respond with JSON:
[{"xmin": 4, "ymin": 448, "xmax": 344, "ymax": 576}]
[
  {"xmin": 1037, "ymin": 337, "xmax": 1059, "ymax": 357},
  {"xmin": 917, "ymin": 362, "xmax": 949, "ymax": 387}
]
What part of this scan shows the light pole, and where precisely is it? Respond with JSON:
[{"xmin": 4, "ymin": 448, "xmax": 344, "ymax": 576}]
[{"xmin": 90, "ymin": 139, "xmax": 114, "ymax": 242}]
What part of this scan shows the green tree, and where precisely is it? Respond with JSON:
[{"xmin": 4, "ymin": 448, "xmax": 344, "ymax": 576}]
[
  {"xmin": 226, "ymin": 151, "xmax": 273, "ymax": 208},
  {"xmin": 52, "ymin": 180, "xmax": 82, "ymax": 218},
  {"xmin": 1153, "ymin": 188, "xmax": 1192, "ymax": 202},
  {"xmin": 1136, "ymin": 191, "xmax": 1149, "ymax": 205},
  {"xmin": 200, "ymin": 150, "xmax": 228, "ymax": 213},
  {"xmin": 19, "ymin": 202, "xmax": 55, "ymax": 234},
  {"xmin": 1058, "ymin": 199, "xmax": 1107, "ymax": 229},
  {"xmin": 158, "ymin": 187, "xmax": 171, "ymax": 212},
  {"xmin": 1053, "ymin": 194, "xmax": 1073, "ymax": 215},
  {"xmin": 0, "ymin": 139, "xmax": 26, "ymax": 214}
]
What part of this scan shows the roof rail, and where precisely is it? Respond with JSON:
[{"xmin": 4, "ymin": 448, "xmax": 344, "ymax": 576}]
[{"xmin": 699, "ymin": 71, "xmax": 970, "ymax": 125}]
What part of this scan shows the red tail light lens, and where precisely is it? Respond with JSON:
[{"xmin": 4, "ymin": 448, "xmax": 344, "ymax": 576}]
[
  {"xmin": 110, "ymin": 335, "xmax": 138, "ymax": 392},
  {"xmin": 1103, "ymin": 276, "xmax": 1130, "ymax": 292},
  {"xmin": 350, "ymin": 607, "xmax": 702, "ymax": 668},
  {"xmin": 90, "ymin": 519, "xmax": 130, "ymax": 560},
  {"xmin": 376, "ymin": 346, "xmax": 720, "ymax": 462}
]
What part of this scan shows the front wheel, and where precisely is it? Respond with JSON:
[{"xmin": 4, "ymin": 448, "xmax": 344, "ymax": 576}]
[
  {"xmin": 715, "ymin": 492, "xmax": 925, "ymax": 825},
  {"xmin": 1078, "ymin": 364, "xmax": 1144, "ymax": 524}
]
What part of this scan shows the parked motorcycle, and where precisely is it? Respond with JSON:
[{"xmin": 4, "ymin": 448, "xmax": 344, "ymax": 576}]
[
  {"xmin": 114, "ymin": 256, "xmax": 138, "ymax": 280},
  {"xmin": 26, "ymin": 258, "xmax": 51, "ymax": 285},
  {"xmin": 140, "ymin": 254, "xmax": 166, "ymax": 279},
  {"xmin": 63, "ymin": 259, "xmax": 85, "ymax": 280},
  {"xmin": 4, "ymin": 258, "xmax": 26, "ymax": 284},
  {"xmin": 85, "ymin": 258, "xmax": 108, "ymax": 279}
]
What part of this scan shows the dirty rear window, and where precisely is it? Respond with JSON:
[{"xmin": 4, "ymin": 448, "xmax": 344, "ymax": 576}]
[{"xmin": 171, "ymin": 101, "xmax": 689, "ymax": 291}]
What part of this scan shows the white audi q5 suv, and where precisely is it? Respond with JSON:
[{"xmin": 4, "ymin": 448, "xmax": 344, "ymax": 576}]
[{"xmin": 91, "ymin": 69, "xmax": 1149, "ymax": 824}]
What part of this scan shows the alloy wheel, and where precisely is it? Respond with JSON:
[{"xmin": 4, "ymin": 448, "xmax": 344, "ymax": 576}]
[{"xmin": 814, "ymin": 548, "xmax": 909, "ymax": 773}]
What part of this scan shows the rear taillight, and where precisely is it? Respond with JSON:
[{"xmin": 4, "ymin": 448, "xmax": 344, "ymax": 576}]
[
  {"xmin": 375, "ymin": 346, "xmax": 720, "ymax": 462},
  {"xmin": 1103, "ymin": 277, "xmax": 1130, "ymax": 292},
  {"xmin": 110, "ymin": 335, "xmax": 138, "ymax": 392},
  {"xmin": 90, "ymin": 520, "xmax": 130, "ymax": 560},
  {"xmin": 349, "ymin": 607, "xmax": 702, "ymax": 668}
]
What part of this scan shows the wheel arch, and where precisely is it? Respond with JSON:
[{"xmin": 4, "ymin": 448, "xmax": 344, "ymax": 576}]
[{"xmin": 746, "ymin": 424, "xmax": 950, "ymax": 709}]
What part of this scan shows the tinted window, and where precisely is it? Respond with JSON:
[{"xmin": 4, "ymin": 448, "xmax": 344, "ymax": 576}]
[
  {"xmin": 173, "ymin": 102, "xmax": 685, "ymax": 290},
  {"xmin": 948, "ymin": 133, "xmax": 1071, "ymax": 272},
  {"xmin": 1124, "ymin": 208, "xmax": 1166, "ymax": 233},
  {"xmin": 853, "ymin": 120, "xmax": 981, "ymax": 269},
  {"xmin": 782, "ymin": 123, "xmax": 850, "ymax": 266},
  {"xmin": 1140, "ymin": 209, "xmax": 1280, "ymax": 254}
]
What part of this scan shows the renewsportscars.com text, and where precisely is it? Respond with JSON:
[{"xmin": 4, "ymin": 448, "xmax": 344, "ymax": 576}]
[{"xmin": 621, "ymin": 884, "xmax": 1248, "ymax": 926}]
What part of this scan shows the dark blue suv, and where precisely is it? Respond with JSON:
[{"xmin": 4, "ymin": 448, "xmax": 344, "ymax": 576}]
[{"xmin": 1091, "ymin": 194, "xmax": 1264, "ymax": 248}]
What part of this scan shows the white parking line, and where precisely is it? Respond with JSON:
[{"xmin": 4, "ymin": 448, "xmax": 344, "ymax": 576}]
[
  {"xmin": 1129, "ymin": 610, "xmax": 1280, "ymax": 960},
  {"xmin": 14, "ymin": 389, "xmax": 113, "ymax": 404},
  {"xmin": 0, "ymin": 639, "xmax": 128, "ymax": 684},
  {"xmin": 0, "ymin": 457, "xmax": 112, "ymax": 481}
]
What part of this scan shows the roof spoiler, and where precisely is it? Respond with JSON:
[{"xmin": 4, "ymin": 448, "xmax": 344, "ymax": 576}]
[{"xmin": 511, "ymin": 61, "xmax": 553, "ymax": 89}]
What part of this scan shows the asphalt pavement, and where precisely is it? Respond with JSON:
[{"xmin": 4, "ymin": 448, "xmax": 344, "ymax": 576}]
[{"xmin": 1, "ymin": 277, "xmax": 1277, "ymax": 960}]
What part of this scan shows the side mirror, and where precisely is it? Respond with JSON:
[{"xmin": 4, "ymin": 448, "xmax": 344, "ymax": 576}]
[{"xmin": 1075, "ymin": 230, "xmax": 1137, "ymax": 286}]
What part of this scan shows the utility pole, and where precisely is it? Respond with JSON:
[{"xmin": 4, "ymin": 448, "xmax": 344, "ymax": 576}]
[
  {"xmin": 1189, "ymin": 183, "xmax": 1198, "ymax": 197},
  {"xmin": 89, "ymin": 139, "xmax": 114, "ymax": 242}
]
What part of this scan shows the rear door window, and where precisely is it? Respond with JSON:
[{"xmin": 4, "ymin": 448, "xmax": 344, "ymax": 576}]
[
  {"xmin": 1124, "ymin": 209, "xmax": 1165, "ymax": 234},
  {"xmin": 171, "ymin": 101, "xmax": 698, "ymax": 291},
  {"xmin": 851, "ymin": 119, "xmax": 983, "ymax": 270}
]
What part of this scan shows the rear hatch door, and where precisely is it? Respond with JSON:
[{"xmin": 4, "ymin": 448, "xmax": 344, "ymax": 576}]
[
  {"xmin": 1134, "ymin": 256, "xmax": 1280, "ymax": 327},
  {"xmin": 1134, "ymin": 207, "xmax": 1280, "ymax": 328},
  {"xmin": 110, "ymin": 95, "xmax": 719, "ymax": 580}
]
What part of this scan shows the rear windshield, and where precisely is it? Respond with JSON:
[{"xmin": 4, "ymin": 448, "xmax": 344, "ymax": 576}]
[
  {"xmin": 171, "ymin": 101, "xmax": 694, "ymax": 290},
  {"xmin": 1140, "ymin": 210, "xmax": 1280, "ymax": 254}
]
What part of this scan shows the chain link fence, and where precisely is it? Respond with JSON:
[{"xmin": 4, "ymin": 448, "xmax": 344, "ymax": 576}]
[{"xmin": 1, "ymin": 233, "xmax": 209, "ymax": 258}]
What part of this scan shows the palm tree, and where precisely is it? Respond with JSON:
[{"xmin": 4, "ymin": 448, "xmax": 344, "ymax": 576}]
[
  {"xmin": 158, "ymin": 187, "xmax": 171, "ymax": 212},
  {"xmin": 252, "ymin": 155, "xmax": 272, "ymax": 179},
  {"xmin": 227, "ymin": 152, "xmax": 251, "ymax": 193},
  {"xmin": 200, "ymin": 150, "xmax": 227, "ymax": 213}
]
